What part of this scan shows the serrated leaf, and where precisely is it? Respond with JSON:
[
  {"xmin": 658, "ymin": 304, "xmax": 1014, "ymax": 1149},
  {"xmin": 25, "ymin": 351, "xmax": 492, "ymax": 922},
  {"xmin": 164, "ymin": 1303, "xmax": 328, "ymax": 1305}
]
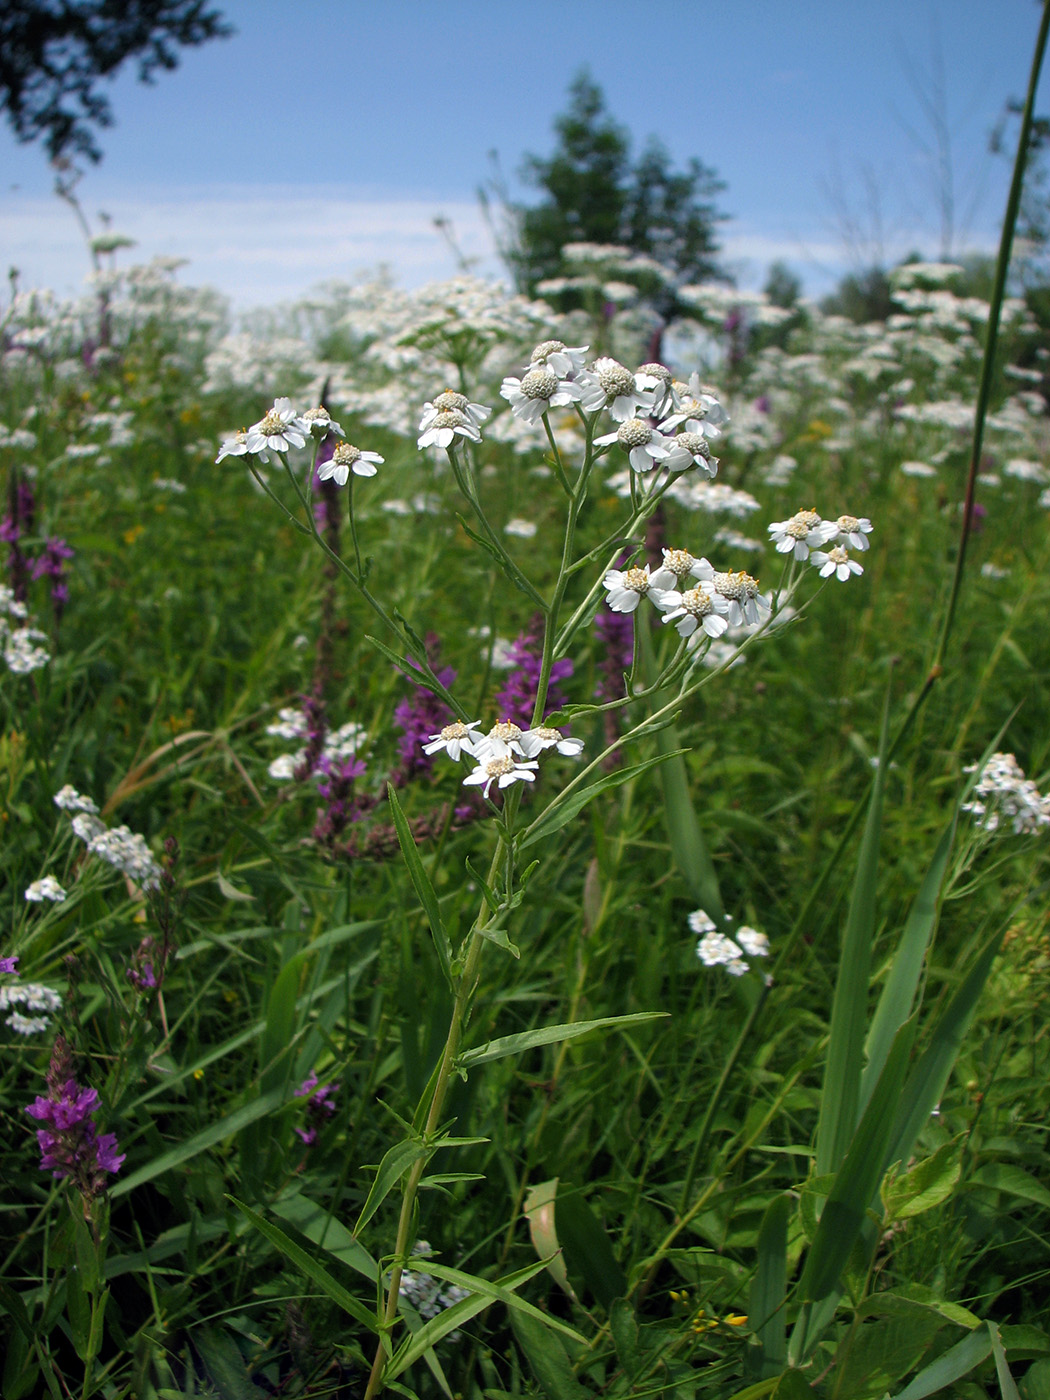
[{"xmin": 883, "ymin": 1139, "xmax": 962, "ymax": 1221}]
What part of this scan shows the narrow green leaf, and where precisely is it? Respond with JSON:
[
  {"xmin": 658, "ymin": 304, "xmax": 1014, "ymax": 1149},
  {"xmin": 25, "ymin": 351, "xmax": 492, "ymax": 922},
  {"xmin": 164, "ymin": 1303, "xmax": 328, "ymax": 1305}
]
[
  {"xmin": 750, "ymin": 1194, "xmax": 790, "ymax": 1376},
  {"xmin": 510, "ymin": 1309, "xmax": 590, "ymax": 1400},
  {"xmin": 518, "ymin": 754, "xmax": 684, "ymax": 851},
  {"xmin": 990, "ymin": 1321, "xmax": 1023, "ymax": 1400},
  {"xmin": 354, "ymin": 1138, "xmax": 430, "ymax": 1235},
  {"xmin": 816, "ymin": 685, "xmax": 891, "ymax": 1177},
  {"xmin": 457, "ymin": 1013, "xmax": 667, "ymax": 1069},
  {"xmin": 862, "ymin": 815, "xmax": 957, "ymax": 1110},
  {"xmin": 885, "ymin": 928, "xmax": 1003, "ymax": 1172},
  {"xmin": 887, "ymin": 1327, "xmax": 993, "ymax": 1400},
  {"xmin": 228, "ymin": 1197, "xmax": 377, "ymax": 1332},
  {"xmin": 270, "ymin": 1194, "xmax": 378, "ymax": 1282},
  {"xmin": 388, "ymin": 784, "xmax": 453, "ymax": 990},
  {"xmin": 386, "ymin": 1259, "xmax": 584, "ymax": 1381},
  {"xmin": 555, "ymin": 1188, "xmax": 627, "ymax": 1311}
]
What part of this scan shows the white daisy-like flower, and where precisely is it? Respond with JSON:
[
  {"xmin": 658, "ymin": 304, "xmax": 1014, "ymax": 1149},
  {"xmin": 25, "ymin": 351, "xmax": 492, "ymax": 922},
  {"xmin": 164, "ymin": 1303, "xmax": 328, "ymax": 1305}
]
[
  {"xmin": 25, "ymin": 876, "xmax": 67, "ymax": 903},
  {"xmin": 696, "ymin": 932, "xmax": 744, "ymax": 966},
  {"xmin": 462, "ymin": 754, "xmax": 539, "ymax": 799},
  {"xmin": 266, "ymin": 707, "xmax": 307, "ymax": 740},
  {"xmin": 518, "ymin": 727, "xmax": 584, "ymax": 759},
  {"xmin": 417, "ymin": 408, "xmax": 483, "ymax": 451},
  {"xmin": 317, "ymin": 441, "xmax": 384, "ymax": 484},
  {"xmin": 422, "ymin": 721, "xmax": 483, "ymax": 761},
  {"xmin": 500, "ymin": 365, "xmax": 584, "ymax": 425},
  {"xmin": 768, "ymin": 509, "xmax": 825, "ymax": 561},
  {"xmin": 710, "ymin": 570, "xmax": 771, "ymax": 626},
  {"xmin": 900, "ymin": 460, "xmax": 937, "ymax": 478},
  {"xmin": 736, "ymin": 926, "xmax": 769, "ymax": 958},
  {"xmin": 821, "ymin": 514, "xmax": 873, "ymax": 551},
  {"xmin": 811, "ymin": 545, "xmax": 864, "ymax": 581},
  {"xmin": 54, "ymin": 785, "xmax": 98, "ymax": 814},
  {"xmin": 216, "ymin": 428, "xmax": 253, "ymax": 464},
  {"xmin": 649, "ymin": 548, "xmax": 712, "ymax": 593},
  {"xmin": 7, "ymin": 1012, "xmax": 51, "ymax": 1035},
  {"xmin": 634, "ymin": 362, "xmax": 676, "ymax": 417},
  {"xmin": 301, "ymin": 406, "xmax": 344, "ymax": 440},
  {"xmin": 660, "ymin": 430, "xmax": 718, "ymax": 478},
  {"xmin": 418, "ymin": 389, "xmax": 491, "ymax": 434},
  {"xmin": 245, "ymin": 398, "xmax": 307, "ymax": 455},
  {"xmin": 659, "ymin": 584, "xmax": 730, "ymax": 639},
  {"xmin": 603, "ymin": 564, "xmax": 655, "ymax": 614},
  {"xmin": 472, "ymin": 721, "xmax": 528, "ymax": 763},
  {"xmin": 71, "ymin": 813, "xmax": 106, "ymax": 843},
  {"xmin": 529, "ymin": 340, "xmax": 589, "ymax": 377},
  {"xmin": 268, "ymin": 753, "xmax": 301, "ymax": 781},
  {"xmin": 579, "ymin": 357, "xmax": 654, "ymax": 420},
  {"xmin": 660, "ymin": 375, "xmax": 729, "ymax": 436},
  {"xmin": 687, "ymin": 909, "xmax": 717, "ymax": 935},
  {"xmin": 595, "ymin": 417, "xmax": 671, "ymax": 473}
]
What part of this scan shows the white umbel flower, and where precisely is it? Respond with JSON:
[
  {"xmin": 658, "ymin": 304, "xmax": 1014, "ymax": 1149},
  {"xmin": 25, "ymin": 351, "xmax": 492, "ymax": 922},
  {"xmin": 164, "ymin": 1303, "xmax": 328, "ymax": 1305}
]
[
  {"xmin": 687, "ymin": 909, "xmax": 717, "ymax": 935},
  {"xmin": 462, "ymin": 754, "xmax": 539, "ymax": 799},
  {"xmin": 710, "ymin": 570, "xmax": 771, "ymax": 626},
  {"xmin": 54, "ymin": 785, "xmax": 98, "ymax": 814},
  {"xmin": 25, "ymin": 875, "xmax": 67, "ymax": 903},
  {"xmin": 603, "ymin": 564, "xmax": 654, "ymax": 614},
  {"xmin": 595, "ymin": 417, "xmax": 671, "ymax": 473},
  {"xmin": 418, "ymin": 389, "xmax": 491, "ymax": 434},
  {"xmin": 660, "ymin": 430, "xmax": 718, "ymax": 478},
  {"xmin": 417, "ymin": 407, "xmax": 483, "ymax": 450},
  {"xmin": 579, "ymin": 357, "xmax": 654, "ymax": 420},
  {"xmin": 472, "ymin": 721, "xmax": 528, "ymax": 763},
  {"xmin": 821, "ymin": 514, "xmax": 873, "ymax": 551},
  {"xmin": 658, "ymin": 584, "xmax": 730, "ymax": 639},
  {"xmin": 318, "ymin": 441, "xmax": 384, "ymax": 484},
  {"xmin": 246, "ymin": 398, "xmax": 307, "ymax": 455},
  {"xmin": 736, "ymin": 926, "xmax": 769, "ymax": 958},
  {"xmin": 649, "ymin": 548, "xmax": 712, "ymax": 592},
  {"xmin": 301, "ymin": 406, "xmax": 345, "ymax": 440},
  {"xmin": 529, "ymin": 339, "xmax": 589, "ymax": 377},
  {"xmin": 422, "ymin": 721, "xmax": 483, "ymax": 761},
  {"xmin": 811, "ymin": 545, "xmax": 864, "ymax": 581},
  {"xmin": 768, "ymin": 509, "xmax": 825, "ymax": 561},
  {"xmin": 500, "ymin": 365, "xmax": 584, "ymax": 425},
  {"xmin": 518, "ymin": 726, "xmax": 584, "ymax": 759}
]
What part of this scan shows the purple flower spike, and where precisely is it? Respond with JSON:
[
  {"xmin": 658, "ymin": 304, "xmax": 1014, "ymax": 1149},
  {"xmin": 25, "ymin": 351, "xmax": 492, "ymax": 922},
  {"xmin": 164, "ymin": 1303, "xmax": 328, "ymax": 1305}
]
[
  {"xmin": 25, "ymin": 1039, "xmax": 124, "ymax": 1196},
  {"xmin": 294, "ymin": 1071, "xmax": 337, "ymax": 1148},
  {"xmin": 494, "ymin": 614, "xmax": 573, "ymax": 729},
  {"xmin": 0, "ymin": 955, "xmax": 19, "ymax": 975}
]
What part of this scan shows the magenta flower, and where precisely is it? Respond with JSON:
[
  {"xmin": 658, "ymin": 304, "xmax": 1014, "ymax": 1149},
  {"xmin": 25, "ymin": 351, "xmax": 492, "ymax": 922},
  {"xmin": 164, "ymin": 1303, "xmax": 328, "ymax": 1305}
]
[
  {"xmin": 25, "ymin": 1044, "xmax": 124, "ymax": 1195},
  {"xmin": 294, "ymin": 1072, "xmax": 337, "ymax": 1145}
]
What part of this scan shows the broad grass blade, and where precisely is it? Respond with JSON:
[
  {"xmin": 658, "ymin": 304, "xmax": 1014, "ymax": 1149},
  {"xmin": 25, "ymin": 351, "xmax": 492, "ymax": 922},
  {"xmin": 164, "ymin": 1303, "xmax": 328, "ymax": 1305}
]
[
  {"xmin": 750, "ymin": 1193, "xmax": 791, "ymax": 1376},
  {"xmin": 510, "ymin": 1309, "xmax": 590, "ymax": 1400},
  {"xmin": 887, "ymin": 1326, "xmax": 993, "ymax": 1400},
  {"xmin": 816, "ymin": 686, "xmax": 891, "ymax": 1177}
]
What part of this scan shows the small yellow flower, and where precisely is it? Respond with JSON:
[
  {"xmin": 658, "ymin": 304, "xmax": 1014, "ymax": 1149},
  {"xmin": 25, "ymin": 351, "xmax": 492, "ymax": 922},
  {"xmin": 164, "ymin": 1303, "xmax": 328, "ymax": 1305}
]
[
  {"xmin": 724, "ymin": 1314, "xmax": 748, "ymax": 1328},
  {"xmin": 123, "ymin": 524, "xmax": 144, "ymax": 546},
  {"xmin": 193, "ymin": 1068, "xmax": 204, "ymax": 1081}
]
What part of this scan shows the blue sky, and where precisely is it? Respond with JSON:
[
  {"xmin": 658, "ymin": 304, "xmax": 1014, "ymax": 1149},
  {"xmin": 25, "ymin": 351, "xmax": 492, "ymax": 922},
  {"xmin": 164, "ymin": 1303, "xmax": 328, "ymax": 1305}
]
[{"xmin": 2, "ymin": 0, "xmax": 1047, "ymax": 307}]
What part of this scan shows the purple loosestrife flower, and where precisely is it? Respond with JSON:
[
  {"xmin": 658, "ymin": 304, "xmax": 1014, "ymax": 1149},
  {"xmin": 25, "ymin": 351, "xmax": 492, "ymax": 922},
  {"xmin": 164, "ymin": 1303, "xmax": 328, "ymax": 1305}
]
[
  {"xmin": 31, "ymin": 536, "xmax": 74, "ymax": 622},
  {"xmin": 313, "ymin": 755, "xmax": 367, "ymax": 853},
  {"xmin": 25, "ymin": 1037, "xmax": 124, "ymax": 1197},
  {"xmin": 493, "ymin": 614, "xmax": 573, "ymax": 730},
  {"xmin": 294, "ymin": 1072, "xmax": 338, "ymax": 1145},
  {"xmin": 0, "ymin": 954, "xmax": 18, "ymax": 974}
]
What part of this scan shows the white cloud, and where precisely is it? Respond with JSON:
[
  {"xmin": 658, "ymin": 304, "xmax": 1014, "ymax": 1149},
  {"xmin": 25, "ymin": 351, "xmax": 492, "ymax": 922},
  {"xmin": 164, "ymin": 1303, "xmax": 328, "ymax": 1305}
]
[{"xmin": 1, "ymin": 184, "xmax": 505, "ymax": 307}]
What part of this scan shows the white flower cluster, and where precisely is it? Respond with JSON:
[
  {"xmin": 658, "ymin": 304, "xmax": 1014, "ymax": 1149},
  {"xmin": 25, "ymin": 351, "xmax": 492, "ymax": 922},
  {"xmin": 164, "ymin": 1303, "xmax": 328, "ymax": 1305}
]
[
  {"xmin": 0, "ymin": 981, "xmax": 62, "ymax": 1036},
  {"xmin": 55, "ymin": 785, "xmax": 162, "ymax": 889},
  {"xmin": 603, "ymin": 547, "xmax": 771, "ymax": 646},
  {"xmin": 962, "ymin": 753, "xmax": 1050, "ymax": 835},
  {"xmin": 689, "ymin": 910, "xmax": 770, "ymax": 977},
  {"xmin": 0, "ymin": 586, "xmax": 50, "ymax": 674},
  {"xmin": 216, "ymin": 398, "xmax": 383, "ymax": 483},
  {"xmin": 768, "ymin": 508, "xmax": 872, "ymax": 581},
  {"xmin": 265, "ymin": 712, "xmax": 367, "ymax": 782},
  {"xmin": 399, "ymin": 1241, "xmax": 469, "ymax": 1327},
  {"xmin": 25, "ymin": 875, "xmax": 67, "ymax": 903},
  {"xmin": 424, "ymin": 719, "xmax": 583, "ymax": 800}
]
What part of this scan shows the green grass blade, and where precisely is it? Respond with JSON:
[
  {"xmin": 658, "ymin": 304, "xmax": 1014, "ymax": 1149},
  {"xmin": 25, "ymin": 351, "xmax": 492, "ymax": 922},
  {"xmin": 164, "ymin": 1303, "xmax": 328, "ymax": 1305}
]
[
  {"xmin": 862, "ymin": 815, "xmax": 956, "ymax": 1111},
  {"xmin": 816, "ymin": 685, "xmax": 891, "ymax": 1177},
  {"xmin": 887, "ymin": 1327, "xmax": 993, "ymax": 1400},
  {"xmin": 457, "ymin": 1013, "xmax": 667, "ymax": 1069},
  {"xmin": 228, "ymin": 1197, "xmax": 377, "ymax": 1333},
  {"xmin": 990, "ymin": 1321, "xmax": 1023, "ymax": 1400},
  {"xmin": 750, "ymin": 1194, "xmax": 791, "ymax": 1377},
  {"xmin": 510, "ymin": 1309, "xmax": 590, "ymax": 1400},
  {"xmin": 387, "ymin": 782, "xmax": 453, "ymax": 990}
]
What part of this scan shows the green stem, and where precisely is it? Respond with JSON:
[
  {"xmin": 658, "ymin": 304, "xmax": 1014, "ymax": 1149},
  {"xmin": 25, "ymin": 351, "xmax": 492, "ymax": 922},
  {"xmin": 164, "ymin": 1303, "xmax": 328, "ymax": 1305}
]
[{"xmin": 933, "ymin": 0, "xmax": 1050, "ymax": 669}]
